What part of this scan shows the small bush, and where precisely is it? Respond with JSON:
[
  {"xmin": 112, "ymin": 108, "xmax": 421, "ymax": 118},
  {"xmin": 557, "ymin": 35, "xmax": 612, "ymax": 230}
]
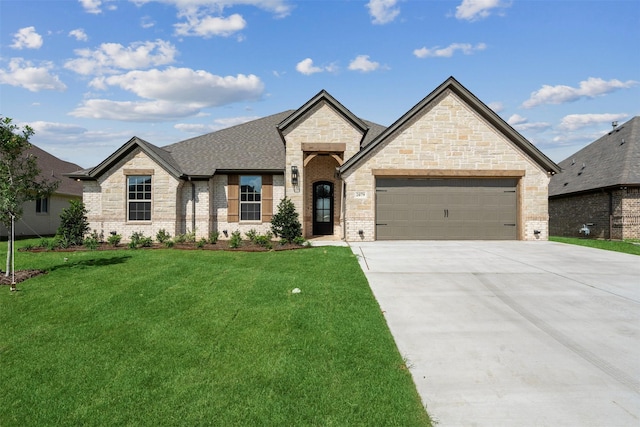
[
  {"xmin": 173, "ymin": 233, "xmax": 186, "ymax": 244},
  {"xmin": 165, "ymin": 240, "xmax": 174, "ymax": 248},
  {"xmin": 245, "ymin": 229, "xmax": 258, "ymax": 242},
  {"xmin": 156, "ymin": 229, "xmax": 171, "ymax": 243},
  {"xmin": 254, "ymin": 233, "xmax": 273, "ymax": 250},
  {"xmin": 107, "ymin": 234, "xmax": 122, "ymax": 247},
  {"xmin": 184, "ymin": 230, "xmax": 196, "ymax": 243},
  {"xmin": 229, "ymin": 230, "xmax": 242, "ymax": 249},
  {"xmin": 83, "ymin": 236, "xmax": 99, "ymax": 250},
  {"xmin": 197, "ymin": 237, "xmax": 207, "ymax": 249},
  {"xmin": 293, "ymin": 236, "xmax": 306, "ymax": 246},
  {"xmin": 279, "ymin": 238, "xmax": 288, "ymax": 246},
  {"xmin": 129, "ymin": 231, "xmax": 152, "ymax": 249},
  {"xmin": 57, "ymin": 200, "xmax": 90, "ymax": 246},
  {"xmin": 209, "ymin": 230, "xmax": 219, "ymax": 244}
]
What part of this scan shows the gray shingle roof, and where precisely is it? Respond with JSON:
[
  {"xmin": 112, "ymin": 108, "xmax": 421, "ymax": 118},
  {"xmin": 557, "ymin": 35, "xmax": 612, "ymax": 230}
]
[
  {"xmin": 27, "ymin": 144, "xmax": 83, "ymax": 196},
  {"xmin": 549, "ymin": 116, "xmax": 640, "ymax": 197},
  {"xmin": 163, "ymin": 111, "xmax": 295, "ymax": 175}
]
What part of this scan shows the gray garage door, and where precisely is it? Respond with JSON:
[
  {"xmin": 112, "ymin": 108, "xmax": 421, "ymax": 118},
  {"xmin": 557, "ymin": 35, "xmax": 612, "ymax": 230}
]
[{"xmin": 376, "ymin": 178, "xmax": 518, "ymax": 240}]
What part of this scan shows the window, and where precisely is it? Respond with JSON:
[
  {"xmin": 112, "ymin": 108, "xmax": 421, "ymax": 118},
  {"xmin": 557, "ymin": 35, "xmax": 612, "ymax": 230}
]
[
  {"xmin": 128, "ymin": 175, "xmax": 151, "ymax": 221},
  {"xmin": 240, "ymin": 176, "xmax": 261, "ymax": 221},
  {"xmin": 36, "ymin": 197, "xmax": 49, "ymax": 214}
]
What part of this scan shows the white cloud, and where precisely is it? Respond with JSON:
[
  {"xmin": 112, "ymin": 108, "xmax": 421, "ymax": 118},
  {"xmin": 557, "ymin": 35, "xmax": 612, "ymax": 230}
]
[
  {"xmin": 141, "ymin": 16, "xmax": 156, "ymax": 28},
  {"xmin": 133, "ymin": 0, "xmax": 293, "ymax": 18},
  {"xmin": 11, "ymin": 27, "xmax": 43, "ymax": 50},
  {"xmin": 28, "ymin": 121, "xmax": 88, "ymax": 136},
  {"xmin": 175, "ymin": 13, "xmax": 246, "ymax": 37},
  {"xmin": 455, "ymin": 0, "xmax": 509, "ymax": 21},
  {"xmin": 70, "ymin": 99, "xmax": 202, "ymax": 121},
  {"xmin": 72, "ymin": 68, "xmax": 264, "ymax": 121},
  {"xmin": 296, "ymin": 58, "xmax": 324, "ymax": 75},
  {"xmin": 522, "ymin": 77, "xmax": 638, "ymax": 108},
  {"xmin": 0, "ymin": 58, "xmax": 66, "ymax": 92},
  {"xmin": 558, "ymin": 113, "xmax": 629, "ymax": 131},
  {"xmin": 79, "ymin": 0, "xmax": 103, "ymax": 14},
  {"xmin": 367, "ymin": 0, "xmax": 400, "ymax": 25},
  {"xmin": 69, "ymin": 28, "xmax": 88, "ymax": 41},
  {"xmin": 348, "ymin": 55, "xmax": 380, "ymax": 73},
  {"xmin": 413, "ymin": 42, "xmax": 486, "ymax": 58},
  {"xmin": 64, "ymin": 39, "xmax": 178, "ymax": 75},
  {"xmin": 507, "ymin": 114, "xmax": 551, "ymax": 133},
  {"xmin": 487, "ymin": 101, "xmax": 503, "ymax": 113}
]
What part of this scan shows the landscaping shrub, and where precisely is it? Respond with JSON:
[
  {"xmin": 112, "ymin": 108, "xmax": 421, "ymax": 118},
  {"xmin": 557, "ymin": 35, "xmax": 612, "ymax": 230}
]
[
  {"xmin": 196, "ymin": 237, "xmax": 207, "ymax": 249},
  {"xmin": 129, "ymin": 231, "xmax": 152, "ymax": 249},
  {"xmin": 209, "ymin": 230, "xmax": 219, "ymax": 244},
  {"xmin": 254, "ymin": 231, "xmax": 273, "ymax": 249},
  {"xmin": 245, "ymin": 228, "xmax": 258, "ymax": 242},
  {"xmin": 229, "ymin": 230, "xmax": 242, "ymax": 248},
  {"xmin": 271, "ymin": 197, "xmax": 302, "ymax": 243},
  {"xmin": 107, "ymin": 233, "xmax": 121, "ymax": 247},
  {"xmin": 156, "ymin": 229, "xmax": 171, "ymax": 244},
  {"xmin": 83, "ymin": 234, "xmax": 99, "ymax": 250},
  {"xmin": 57, "ymin": 200, "xmax": 90, "ymax": 246}
]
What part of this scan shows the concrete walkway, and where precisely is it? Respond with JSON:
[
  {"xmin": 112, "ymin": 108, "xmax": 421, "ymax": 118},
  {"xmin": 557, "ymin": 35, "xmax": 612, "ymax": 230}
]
[{"xmin": 350, "ymin": 241, "xmax": 640, "ymax": 427}]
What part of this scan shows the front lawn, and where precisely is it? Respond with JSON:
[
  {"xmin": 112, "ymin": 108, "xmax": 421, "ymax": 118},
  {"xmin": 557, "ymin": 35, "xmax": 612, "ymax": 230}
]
[
  {"xmin": 550, "ymin": 236, "xmax": 640, "ymax": 256},
  {"xmin": 0, "ymin": 242, "xmax": 431, "ymax": 426}
]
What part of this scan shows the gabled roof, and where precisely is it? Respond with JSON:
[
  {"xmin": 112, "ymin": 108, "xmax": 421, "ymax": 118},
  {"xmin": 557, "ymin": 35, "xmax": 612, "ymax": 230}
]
[
  {"xmin": 27, "ymin": 144, "xmax": 83, "ymax": 197},
  {"xmin": 340, "ymin": 76, "xmax": 560, "ymax": 175},
  {"xmin": 278, "ymin": 89, "xmax": 370, "ymax": 145},
  {"xmin": 68, "ymin": 136, "xmax": 183, "ymax": 180},
  {"xmin": 549, "ymin": 116, "xmax": 639, "ymax": 197}
]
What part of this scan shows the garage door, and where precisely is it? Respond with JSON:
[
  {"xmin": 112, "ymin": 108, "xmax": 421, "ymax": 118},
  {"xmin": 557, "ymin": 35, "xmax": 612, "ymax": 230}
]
[{"xmin": 376, "ymin": 178, "xmax": 518, "ymax": 240}]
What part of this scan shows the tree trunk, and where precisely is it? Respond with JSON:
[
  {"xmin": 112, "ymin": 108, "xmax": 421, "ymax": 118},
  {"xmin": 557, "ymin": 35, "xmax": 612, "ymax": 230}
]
[{"xmin": 5, "ymin": 221, "xmax": 12, "ymax": 277}]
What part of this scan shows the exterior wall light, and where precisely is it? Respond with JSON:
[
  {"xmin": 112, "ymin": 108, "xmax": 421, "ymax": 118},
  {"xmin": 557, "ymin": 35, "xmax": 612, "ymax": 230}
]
[{"xmin": 291, "ymin": 165, "xmax": 299, "ymax": 186}]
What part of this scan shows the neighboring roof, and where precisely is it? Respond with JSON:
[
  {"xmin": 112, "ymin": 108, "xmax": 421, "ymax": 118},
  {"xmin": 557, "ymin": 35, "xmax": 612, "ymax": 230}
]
[
  {"xmin": 549, "ymin": 116, "xmax": 640, "ymax": 197},
  {"xmin": 340, "ymin": 76, "xmax": 561, "ymax": 175},
  {"xmin": 164, "ymin": 111, "xmax": 294, "ymax": 175},
  {"xmin": 27, "ymin": 144, "xmax": 83, "ymax": 197}
]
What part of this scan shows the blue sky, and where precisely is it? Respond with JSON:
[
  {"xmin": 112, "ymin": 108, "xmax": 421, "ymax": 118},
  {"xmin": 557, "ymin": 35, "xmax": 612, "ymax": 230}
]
[{"xmin": 1, "ymin": 0, "xmax": 638, "ymax": 168}]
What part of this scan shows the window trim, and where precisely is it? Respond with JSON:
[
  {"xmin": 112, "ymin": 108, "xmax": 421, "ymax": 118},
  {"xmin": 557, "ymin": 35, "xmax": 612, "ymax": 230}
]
[
  {"xmin": 35, "ymin": 197, "xmax": 49, "ymax": 214},
  {"xmin": 127, "ymin": 175, "xmax": 152, "ymax": 222},
  {"xmin": 239, "ymin": 175, "xmax": 262, "ymax": 222}
]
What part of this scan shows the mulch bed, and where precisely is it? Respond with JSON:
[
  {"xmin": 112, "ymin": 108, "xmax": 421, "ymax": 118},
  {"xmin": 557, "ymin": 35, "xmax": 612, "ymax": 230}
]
[
  {"xmin": 0, "ymin": 270, "xmax": 47, "ymax": 286},
  {"xmin": 3, "ymin": 241, "xmax": 308, "ymax": 286}
]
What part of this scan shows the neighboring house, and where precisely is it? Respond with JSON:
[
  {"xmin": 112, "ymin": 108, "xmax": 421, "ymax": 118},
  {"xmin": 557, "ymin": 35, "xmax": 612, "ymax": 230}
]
[
  {"xmin": 0, "ymin": 144, "xmax": 83, "ymax": 238},
  {"xmin": 549, "ymin": 116, "xmax": 639, "ymax": 239},
  {"xmin": 68, "ymin": 77, "xmax": 559, "ymax": 242}
]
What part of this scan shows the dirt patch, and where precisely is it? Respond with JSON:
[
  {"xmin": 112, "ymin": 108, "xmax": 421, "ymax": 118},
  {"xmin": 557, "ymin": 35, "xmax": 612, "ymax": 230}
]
[{"xmin": 0, "ymin": 270, "xmax": 46, "ymax": 286}]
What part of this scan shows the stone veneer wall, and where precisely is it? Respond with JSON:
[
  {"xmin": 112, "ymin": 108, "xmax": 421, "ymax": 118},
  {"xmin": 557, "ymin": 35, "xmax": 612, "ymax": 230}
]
[
  {"xmin": 341, "ymin": 90, "xmax": 551, "ymax": 242},
  {"xmin": 212, "ymin": 174, "xmax": 284, "ymax": 239},
  {"xmin": 281, "ymin": 102, "xmax": 364, "ymax": 238},
  {"xmin": 550, "ymin": 187, "xmax": 640, "ymax": 240},
  {"xmin": 83, "ymin": 149, "xmax": 182, "ymax": 242}
]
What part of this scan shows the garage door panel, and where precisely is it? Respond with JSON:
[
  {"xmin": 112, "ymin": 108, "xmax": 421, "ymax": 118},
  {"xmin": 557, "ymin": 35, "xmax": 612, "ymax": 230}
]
[{"xmin": 376, "ymin": 178, "xmax": 517, "ymax": 240}]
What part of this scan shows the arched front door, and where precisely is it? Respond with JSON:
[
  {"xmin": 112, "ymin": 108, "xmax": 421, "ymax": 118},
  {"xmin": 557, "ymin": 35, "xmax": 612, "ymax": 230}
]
[{"xmin": 313, "ymin": 181, "xmax": 334, "ymax": 235}]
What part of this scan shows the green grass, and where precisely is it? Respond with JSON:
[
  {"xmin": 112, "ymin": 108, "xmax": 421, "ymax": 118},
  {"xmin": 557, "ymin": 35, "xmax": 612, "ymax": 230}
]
[
  {"xmin": 0, "ymin": 241, "xmax": 431, "ymax": 426},
  {"xmin": 550, "ymin": 236, "xmax": 640, "ymax": 256}
]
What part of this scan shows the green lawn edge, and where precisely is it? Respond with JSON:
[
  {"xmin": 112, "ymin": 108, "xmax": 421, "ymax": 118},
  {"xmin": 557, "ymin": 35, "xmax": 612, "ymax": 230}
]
[
  {"xmin": 550, "ymin": 236, "xmax": 640, "ymax": 256},
  {"xmin": 0, "ymin": 241, "xmax": 431, "ymax": 426}
]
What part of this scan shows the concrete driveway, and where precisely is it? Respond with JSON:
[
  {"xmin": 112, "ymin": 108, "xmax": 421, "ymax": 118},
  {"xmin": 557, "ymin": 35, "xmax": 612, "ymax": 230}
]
[{"xmin": 350, "ymin": 241, "xmax": 640, "ymax": 427}]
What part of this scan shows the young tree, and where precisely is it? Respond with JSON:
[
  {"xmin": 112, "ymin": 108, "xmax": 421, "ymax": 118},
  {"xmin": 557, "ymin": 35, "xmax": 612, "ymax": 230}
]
[
  {"xmin": 1, "ymin": 117, "xmax": 58, "ymax": 287},
  {"xmin": 271, "ymin": 197, "xmax": 302, "ymax": 243}
]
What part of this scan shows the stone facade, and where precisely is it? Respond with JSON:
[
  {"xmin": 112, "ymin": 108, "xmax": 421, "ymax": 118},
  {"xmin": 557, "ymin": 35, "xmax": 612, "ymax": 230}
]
[
  {"xmin": 341, "ymin": 90, "xmax": 551, "ymax": 241},
  {"xmin": 550, "ymin": 187, "xmax": 640, "ymax": 240},
  {"xmin": 280, "ymin": 102, "xmax": 363, "ymax": 238},
  {"xmin": 84, "ymin": 148, "xmax": 181, "ymax": 241}
]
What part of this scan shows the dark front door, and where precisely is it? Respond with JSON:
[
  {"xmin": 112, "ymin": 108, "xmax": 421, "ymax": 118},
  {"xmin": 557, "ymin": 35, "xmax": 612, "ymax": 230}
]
[{"xmin": 313, "ymin": 181, "xmax": 334, "ymax": 235}]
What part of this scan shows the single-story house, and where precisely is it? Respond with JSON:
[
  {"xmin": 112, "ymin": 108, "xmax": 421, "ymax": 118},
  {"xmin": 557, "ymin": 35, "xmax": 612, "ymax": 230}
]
[
  {"xmin": 1, "ymin": 144, "xmax": 83, "ymax": 238},
  {"xmin": 549, "ymin": 116, "xmax": 639, "ymax": 239},
  {"xmin": 68, "ymin": 77, "xmax": 560, "ymax": 242}
]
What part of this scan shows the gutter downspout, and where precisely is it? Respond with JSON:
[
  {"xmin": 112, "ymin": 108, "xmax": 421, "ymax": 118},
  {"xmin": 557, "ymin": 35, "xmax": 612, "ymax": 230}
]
[{"xmin": 189, "ymin": 177, "xmax": 196, "ymax": 233}]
